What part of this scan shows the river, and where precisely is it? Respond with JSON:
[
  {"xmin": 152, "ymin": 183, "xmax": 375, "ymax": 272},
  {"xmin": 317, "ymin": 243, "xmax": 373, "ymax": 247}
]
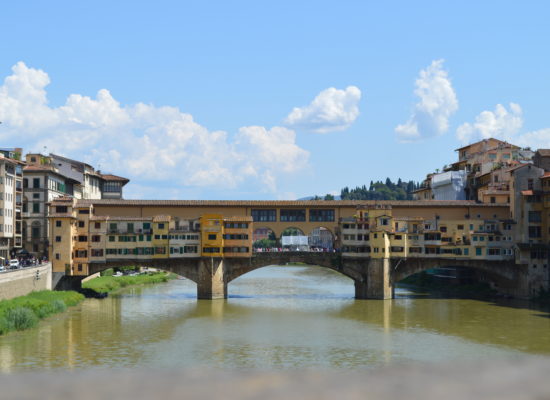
[{"xmin": 1, "ymin": 265, "xmax": 549, "ymax": 372}]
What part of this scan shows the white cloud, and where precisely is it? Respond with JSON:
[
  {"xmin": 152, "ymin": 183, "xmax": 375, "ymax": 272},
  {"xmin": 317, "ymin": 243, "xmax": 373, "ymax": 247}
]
[
  {"xmin": 455, "ymin": 102, "xmax": 550, "ymax": 150},
  {"xmin": 456, "ymin": 103, "xmax": 523, "ymax": 144},
  {"xmin": 512, "ymin": 128, "xmax": 550, "ymax": 149},
  {"xmin": 284, "ymin": 86, "xmax": 361, "ymax": 133},
  {"xmin": 0, "ymin": 62, "xmax": 310, "ymax": 195},
  {"xmin": 395, "ymin": 59, "xmax": 458, "ymax": 142}
]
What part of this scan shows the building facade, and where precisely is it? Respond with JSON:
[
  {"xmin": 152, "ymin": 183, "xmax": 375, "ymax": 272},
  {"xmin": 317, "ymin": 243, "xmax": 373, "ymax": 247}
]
[{"xmin": 0, "ymin": 149, "xmax": 24, "ymax": 259}]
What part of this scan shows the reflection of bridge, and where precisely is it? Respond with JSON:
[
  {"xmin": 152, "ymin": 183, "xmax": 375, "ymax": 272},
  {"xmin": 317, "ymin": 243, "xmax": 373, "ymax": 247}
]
[{"xmin": 88, "ymin": 253, "xmax": 522, "ymax": 299}]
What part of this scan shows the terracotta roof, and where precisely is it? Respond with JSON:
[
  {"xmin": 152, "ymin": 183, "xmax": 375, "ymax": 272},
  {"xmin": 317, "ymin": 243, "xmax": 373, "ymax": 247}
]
[
  {"xmin": 74, "ymin": 199, "xmax": 509, "ymax": 208},
  {"xmin": 89, "ymin": 216, "xmax": 109, "ymax": 221},
  {"xmin": 508, "ymin": 163, "xmax": 534, "ymax": 172},
  {"xmin": 101, "ymin": 174, "xmax": 130, "ymax": 183},
  {"xmin": 224, "ymin": 216, "xmax": 254, "ymax": 222},
  {"xmin": 521, "ymin": 190, "xmax": 534, "ymax": 196},
  {"xmin": 24, "ymin": 165, "xmax": 54, "ymax": 172},
  {"xmin": 98, "ymin": 216, "xmax": 154, "ymax": 221},
  {"xmin": 541, "ymin": 172, "xmax": 550, "ymax": 178},
  {"xmin": 51, "ymin": 196, "xmax": 74, "ymax": 203},
  {"xmin": 536, "ymin": 149, "xmax": 550, "ymax": 157},
  {"xmin": 454, "ymin": 138, "xmax": 513, "ymax": 152},
  {"xmin": 48, "ymin": 213, "xmax": 75, "ymax": 218}
]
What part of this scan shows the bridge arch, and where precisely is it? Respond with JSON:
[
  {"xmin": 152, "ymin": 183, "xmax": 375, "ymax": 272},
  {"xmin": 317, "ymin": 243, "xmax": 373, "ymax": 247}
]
[
  {"xmin": 391, "ymin": 257, "xmax": 520, "ymax": 293},
  {"xmin": 225, "ymin": 252, "xmax": 362, "ymax": 284}
]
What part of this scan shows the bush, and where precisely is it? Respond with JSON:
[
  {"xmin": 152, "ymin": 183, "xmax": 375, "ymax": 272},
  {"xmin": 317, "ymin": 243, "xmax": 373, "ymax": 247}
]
[
  {"xmin": 7, "ymin": 307, "xmax": 38, "ymax": 331},
  {"xmin": 0, "ymin": 290, "xmax": 84, "ymax": 336},
  {"xmin": 82, "ymin": 272, "xmax": 175, "ymax": 294}
]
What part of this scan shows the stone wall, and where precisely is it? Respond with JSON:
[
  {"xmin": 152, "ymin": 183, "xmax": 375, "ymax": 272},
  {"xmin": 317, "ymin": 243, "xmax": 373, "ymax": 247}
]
[{"xmin": 0, "ymin": 263, "xmax": 52, "ymax": 300}]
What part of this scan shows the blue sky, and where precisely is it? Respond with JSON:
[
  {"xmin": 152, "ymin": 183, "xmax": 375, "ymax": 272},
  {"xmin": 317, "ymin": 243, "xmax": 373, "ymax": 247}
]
[{"xmin": 1, "ymin": 1, "xmax": 549, "ymax": 199}]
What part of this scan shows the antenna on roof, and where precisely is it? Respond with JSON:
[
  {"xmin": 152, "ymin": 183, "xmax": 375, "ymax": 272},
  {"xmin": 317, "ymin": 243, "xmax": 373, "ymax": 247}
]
[{"xmin": 43, "ymin": 146, "xmax": 48, "ymax": 156}]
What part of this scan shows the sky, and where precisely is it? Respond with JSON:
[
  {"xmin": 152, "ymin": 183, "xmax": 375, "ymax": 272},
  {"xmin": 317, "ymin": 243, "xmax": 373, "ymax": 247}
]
[{"xmin": 1, "ymin": 0, "xmax": 550, "ymax": 200}]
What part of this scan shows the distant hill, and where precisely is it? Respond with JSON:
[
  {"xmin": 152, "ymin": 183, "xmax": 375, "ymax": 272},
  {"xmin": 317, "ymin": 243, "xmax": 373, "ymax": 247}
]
[{"xmin": 306, "ymin": 178, "xmax": 420, "ymax": 201}]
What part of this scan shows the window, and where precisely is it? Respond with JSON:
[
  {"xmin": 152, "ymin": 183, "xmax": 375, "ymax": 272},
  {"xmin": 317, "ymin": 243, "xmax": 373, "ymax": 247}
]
[
  {"xmin": 78, "ymin": 221, "xmax": 85, "ymax": 228},
  {"xmin": 528, "ymin": 211, "xmax": 542, "ymax": 223},
  {"xmin": 33, "ymin": 193, "xmax": 40, "ymax": 199},
  {"xmin": 32, "ymin": 227, "xmax": 40, "ymax": 239},
  {"xmin": 143, "ymin": 222, "xmax": 151, "ymax": 229},
  {"xmin": 78, "ymin": 209, "xmax": 90, "ymax": 214},
  {"xmin": 251, "ymin": 209, "xmax": 276, "ymax": 222},
  {"xmin": 56, "ymin": 220, "xmax": 62, "ymax": 227},
  {"xmin": 78, "ymin": 236, "xmax": 88, "ymax": 242},
  {"xmin": 91, "ymin": 249, "xmax": 104, "ymax": 257},
  {"xmin": 529, "ymin": 226, "xmax": 542, "ymax": 238},
  {"xmin": 75, "ymin": 250, "xmax": 87, "ymax": 258},
  {"xmin": 490, "ymin": 197, "xmax": 496, "ymax": 204},
  {"xmin": 528, "ymin": 179, "xmax": 534, "ymax": 190},
  {"xmin": 55, "ymin": 236, "xmax": 61, "ymax": 242},
  {"xmin": 280, "ymin": 209, "xmax": 306, "ymax": 222},
  {"xmin": 155, "ymin": 247, "xmax": 166, "ymax": 254},
  {"xmin": 203, "ymin": 247, "xmax": 220, "ymax": 253},
  {"xmin": 55, "ymin": 253, "xmax": 60, "ymax": 260},
  {"xmin": 440, "ymin": 226, "xmax": 447, "ymax": 233},
  {"xmin": 127, "ymin": 223, "xmax": 134, "ymax": 233},
  {"xmin": 32, "ymin": 203, "xmax": 40, "ymax": 213},
  {"xmin": 309, "ymin": 209, "xmax": 335, "ymax": 222},
  {"xmin": 208, "ymin": 234, "xmax": 217, "ymax": 240},
  {"xmin": 33, "ymin": 178, "xmax": 40, "ymax": 188},
  {"xmin": 157, "ymin": 223, "xmax": 165, "ymax": 229},
  {"xmin": 464, "ymin": 248, "xmax": 469, "ymax": 256},
  {"xmin": 95, "ymin": 222, "xmax": 101, "ymax": 229},
  {"xmin": 108, "ymin": 236, "xmax": 115, "ymax": 242},
  {"xmin": 92, "ymin": 235, "xmax": 101, "ymax": 242}
]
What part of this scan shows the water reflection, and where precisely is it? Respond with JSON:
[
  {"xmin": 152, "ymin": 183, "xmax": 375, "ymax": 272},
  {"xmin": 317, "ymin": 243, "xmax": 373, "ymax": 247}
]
[{"xmin": 0, "ymin": 266, "xmax": 549, "ymax": 372}]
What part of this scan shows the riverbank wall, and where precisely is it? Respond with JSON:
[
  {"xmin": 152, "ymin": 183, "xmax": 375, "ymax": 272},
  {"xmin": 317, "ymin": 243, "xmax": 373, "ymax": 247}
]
[{"xmin": 0, "ymin": 263, "xmax": 52, "ymax": 301}]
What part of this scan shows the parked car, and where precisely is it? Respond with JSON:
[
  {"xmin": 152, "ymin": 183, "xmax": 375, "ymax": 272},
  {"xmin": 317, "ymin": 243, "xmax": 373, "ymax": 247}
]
[{"xmin": 9, "ymin": 259, "xmax": 19, "ymax": 269}]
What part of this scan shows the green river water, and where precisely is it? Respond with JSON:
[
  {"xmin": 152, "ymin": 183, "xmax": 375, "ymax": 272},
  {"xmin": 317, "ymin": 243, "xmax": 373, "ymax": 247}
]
[{"xmin": 1, "ymin": 265, "xmax": 549, "ymax": 372}]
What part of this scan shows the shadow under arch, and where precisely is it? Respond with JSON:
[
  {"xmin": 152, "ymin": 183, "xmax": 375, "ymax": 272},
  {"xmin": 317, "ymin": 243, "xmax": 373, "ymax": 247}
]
[{"xmin": 391, "ymin": 257, "xmax": 520, "ymax": 293}]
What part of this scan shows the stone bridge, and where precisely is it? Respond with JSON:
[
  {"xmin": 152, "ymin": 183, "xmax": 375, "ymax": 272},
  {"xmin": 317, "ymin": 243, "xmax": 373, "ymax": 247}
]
[{"xmin": 87, "ymin": 253, "xmax": 527, "ymax": 299}]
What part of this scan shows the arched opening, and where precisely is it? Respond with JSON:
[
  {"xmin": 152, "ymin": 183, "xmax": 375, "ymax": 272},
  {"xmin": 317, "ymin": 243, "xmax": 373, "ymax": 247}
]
[
  {"xmin": 395, "ymin": 265, "xmax": 509, "ymax": 298},
  {"xmin": 228, "ymin": 263, "xmax": 355, "ymax": 299},
  {"xmin": 252, "ymin": 227, "xmax": 277, "ymax": 251},
  {"xmin": 280, "ymin": 227, "xmax": 307, "ymax": 251},
  {"xmin": 308, "ymin": 227, "xmax": 334, "ymax": 251}
]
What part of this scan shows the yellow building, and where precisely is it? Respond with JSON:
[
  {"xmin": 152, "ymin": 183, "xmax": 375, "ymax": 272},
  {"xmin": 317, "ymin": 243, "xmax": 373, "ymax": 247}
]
[{"xmin": 200, "ymin": 214, "xmax": 224, "ymax": 257}]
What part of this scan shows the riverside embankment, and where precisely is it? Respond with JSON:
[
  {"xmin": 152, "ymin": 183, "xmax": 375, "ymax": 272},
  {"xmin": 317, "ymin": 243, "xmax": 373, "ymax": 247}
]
[{"xmin": 0, "ymin": 262, "xmax": 52, "ymax": 300}]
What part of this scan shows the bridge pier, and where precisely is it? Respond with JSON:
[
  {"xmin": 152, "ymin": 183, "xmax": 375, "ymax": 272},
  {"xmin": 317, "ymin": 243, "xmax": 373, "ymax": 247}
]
[
  {"xmin": 197, "ymin": 258, "xmax": 227, "ymax": 300},
  {"xmin": 354, "ymin": 258, "xmax": 393, "ymax": 300}
]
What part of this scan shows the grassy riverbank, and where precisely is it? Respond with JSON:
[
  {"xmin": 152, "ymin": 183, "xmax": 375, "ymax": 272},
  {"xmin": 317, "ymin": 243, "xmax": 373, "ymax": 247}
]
[
  {"xmin": 399, "ymin": 272, "xmax": 497, "ymax": 298},
  {"xmin": 82, "ymin": 272, "xmax": 176, "ymax": 294},
  {"xmin": 0, "ymin": 290, "xmax": 84, "ymax": 335}
]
